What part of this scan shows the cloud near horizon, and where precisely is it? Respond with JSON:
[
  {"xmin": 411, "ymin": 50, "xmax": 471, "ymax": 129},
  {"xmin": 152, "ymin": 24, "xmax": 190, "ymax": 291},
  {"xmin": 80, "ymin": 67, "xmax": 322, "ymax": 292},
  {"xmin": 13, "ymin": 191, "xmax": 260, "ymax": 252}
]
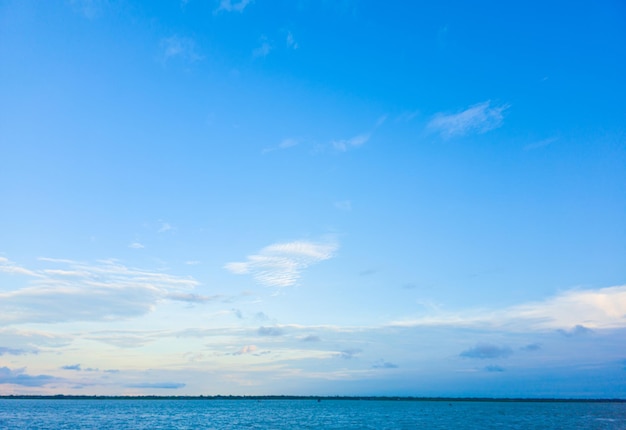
[
  {"xmin": 460, "ymin": 343, "xmax": 512, "ymax": 359},
  {"xmin": 224, "ymin": 240, "xmax": 338, "ymax": 287},
  {"xmin": 0, "ymin": 257, "xmax": 200, "ymax": 324},
  {"xmin": 390, "ymin": 285, "xmax": 626, "ymax": 332},
  {"xmin": 0, "ymin": 367, "xmax": 60, "ymax": 387},
  {"xmin": 125, "ymin": 382, "xmax": 186, "ymax": 389}
]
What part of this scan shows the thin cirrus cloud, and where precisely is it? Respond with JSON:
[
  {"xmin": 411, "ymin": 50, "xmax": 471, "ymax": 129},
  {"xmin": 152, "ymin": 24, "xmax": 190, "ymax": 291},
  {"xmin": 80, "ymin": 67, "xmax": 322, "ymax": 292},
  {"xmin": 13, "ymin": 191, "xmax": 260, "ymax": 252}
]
[
  {"xmin": 286, "ymin": 31, "xmax": 298, "ymax": 49},
  {"xmin": 0, "ymin": 257, "xmax": 39, "ymax": 276},
  {"xmin": 0, "ymin": 347, "xmax": 30, "ymax": 356},
  {"xmin": 332, "ymin": 115, "xmax": 387, "ymax": 152},
  {"xmin": 507, "ymin": 285, "xmax": 626, "ymax": 330},
  {"xmin": 224, "ymin": 240, "xmax": 338, "ymax": 287},
  {"xmin": 215, "ymin": 0, "xmax": 251, "ymax": 13},
  {"xmin": 262, "ymin": 138, "xmax": 300, "ymax": 154},
  {"xmin": 253, "ymin": 39, "xmax": 272, "ymax": 58},
  {"xmin": 428, "ymin": 101, "xmax": 509, "ymax": 138},
  {"xmin": 390, "ymin": 285, "xmax": 626, "ymax": 332},
  {"xmin": 0, "ymin": 257, "xmax": 200, "ymax": 324},
  {"xmin": 332, "ymin": 133, "xmax": 370, "ymax": 152},
  {"xmin": 258, "ymin": 326, "xmax": 284, "ymax": 336},
  {"xmin": 0, "ymin": 328, "xmax": 70, "ymax": 356},
  {"xmin": 160, "ymin": 35, "xmax": 202, "ymax": 63}
]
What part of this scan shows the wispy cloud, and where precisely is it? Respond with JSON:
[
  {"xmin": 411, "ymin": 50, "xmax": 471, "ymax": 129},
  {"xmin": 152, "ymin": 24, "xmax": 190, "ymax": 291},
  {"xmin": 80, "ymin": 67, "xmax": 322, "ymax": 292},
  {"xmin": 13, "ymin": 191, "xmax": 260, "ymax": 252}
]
[
  {"xmin": 0, "ymin": 328, "xmax": 70, "ymax": 354},
  {"xmin": 334, "ymin": 200, "xmax": 352, "ymax": 211},
  {"xmin": 372, "ymin": 359, "xmax": 398, "ymax": 369},
  {"xmin": 68, "ymin": 0, "xmax": 106, "ymax": 19},
  {"xmin": 521, "ymin": 343, "xmax": 541, "ymax": 351},
  {"xmin": 253, "ymin": 38, "xmax": 272, "ymax": 58},
  {"xmin": 0, "ymin": 367, "xmax": 60, "ymax": 387},
  {"xmin": 158, "ymin": 222, "xmax": 173, "ymax": 233},
  {"xmin": 395, "ymin": 110, "xmax": 420, "ymax": 123},
  {"xmin": 0, "ymin": 257, "xmax": 40, "ymax": 276},
  {"xmin": 558, "ymin": 324, "xmax": 592, "ymax": 337},
  {"xmin": 128, "ymin": 242, "xmax": 144, "ymax": 249},
  {"xmin": 508, "ymin": 286, "xmax": 626, "ymax": 330},
  {"xmin": 233, "ymin": 345, "xmax": 257, "ymax": 355},
  {"xmin": 286, "ymin": 31, "xmax": 298, "ymax": 49},
  {"xmin": 524, "ymin": 137, "xmax": 558, "ymax": 151},
  {"xmin": 61, "ymin": 364, "xmax": 82, "ymax": 371},
  {"xmin": 0, "ymin": 347, "xmax": 30, "ymax": 356},
  {"xmin": 428, "ymin": 101, "xmax": 509, "ymax": 138},
  {"xmin": 391, "ymin": 285, "xmax": 626, "ymax": 331},
  {"xmin": 224, "ymin": 240, "xmax": 338, "ymax": 287},
  {"xmin": 166, "ymin": 292, "xmax": 219, "ymax": 303},
  {"xmin": 125, "ymin": 382, "xmax": 186, "ymax": 389},
  {"xmin": 0, "ymin": 258, "xmax": 200, "ymax": 324},
  {"xmin": 258, "ymin": 326, "xmax": 284, "ymax": 336},
  {"xmin": 336, "ymin": 348, "xmax": 361, "ymax": 359},
  {"xmin": 332, "ymin": 115, "xmax": 386, "ymax": 152},
  {"xmin": 485, "ymin": 365, "xmax": 505, "ymax": 372},
  {"xmin": 160, "ymin": 35, "xmax": 202, "ymax": 63},
  {"xmin": 332, "ymin": 133, "xmax": 370, "ymax": 152},
  {"xmin": 460, "ymin": 343, "xmax": 512, "ymax": 359},
  {"xmin": 215, "ymin": 0, "xmax": 251, "ymax": 13},
  {"xmin": 262, "ymin": 138, "xmax": 300, "ymax": 153}
]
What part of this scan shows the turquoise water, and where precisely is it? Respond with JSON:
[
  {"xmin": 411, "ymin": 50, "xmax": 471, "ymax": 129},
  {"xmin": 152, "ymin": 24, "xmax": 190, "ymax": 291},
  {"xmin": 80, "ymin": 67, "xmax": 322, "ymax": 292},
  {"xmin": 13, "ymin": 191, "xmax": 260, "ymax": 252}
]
[{"xmin": 0, "ymin": 399, "xmax": 625, "ymax": 429}]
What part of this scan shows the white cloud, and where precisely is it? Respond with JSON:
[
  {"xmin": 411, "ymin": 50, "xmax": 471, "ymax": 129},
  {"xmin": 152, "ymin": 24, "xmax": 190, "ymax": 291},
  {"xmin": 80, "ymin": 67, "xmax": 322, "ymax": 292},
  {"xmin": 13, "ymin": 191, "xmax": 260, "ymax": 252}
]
[
  {"xmin": 128, "ymin": 242, "xmax": 145, "ymax": 249},
  {"xmin": 160, "ymin": 36, "xmax": 202, "ymax": 63},
  {"xmin": 524, "ymin": 137, "xmax": 558, "ymax": 151},
  {"xmin": 332, "ymin": 133, "xmax": 370, "ymax": 152},
  {"xmin": 158, "ymin": 222, "xmax": 173, "ymax": 233},
  {"xmin": 332, "ymin": 115, "xmax": 386, "ymax": 152},
  {"xmin": 253, "ymin": 40, "xmax": 272, "ymax": 58},
  {"xmin": 0, "ymin": 367, "xmax": 60, "ymax": 387},
  {"xmin": 68, "ymin": 0, "xmax": 106, "ymax": 19},
  {"xmin": 507, "ymin": 285, "xmax": 626, "ymax": 330},
  {"xmin": 0, "ymin": 258, "xmax": 39, "ymax": 277},
  {"xmin": 224, "ymin": 240, "xmax": 338, "ymax": 287},
  {"xmin": 428, "ymin": 101, "xmax": 509, "ymax": 138},
  {"xmin": 395, "ymin": 110, "xmax": 420, "ymax": 122},
  {"xmin": 234, "ymin": 345, "xmax": 257, "ymax": 355},
  {"xmin": 0, "ymin": 258, "xmax": 200, "ymax": 324},
  {"xmin": 262, "ymin": 138, "xmax": 300, "ymax": 154},
  {"xmin": 286, "ymin": 32, "xmax": 298, "ymax": 49},
  {"xmin": 215, "ymin": 0, "xmax": 251, "ymax": 13},
  {"xmin": 0, "ymin": 328, "xmax": 70, "ymax": 354},
  {"xmin": 390, "ymin": 285, "xmax": 626, "ymax": 331},
  {"xmin": 334, "ymin": 200, "xmax": 352, "ymax": 211},
  {"xmin": 166, "ymin": 292, "xmax": 219, "ymax": 303},
  {"xmin": 279, "ymin": 138, "xmax": 299, "ymax": 149}
]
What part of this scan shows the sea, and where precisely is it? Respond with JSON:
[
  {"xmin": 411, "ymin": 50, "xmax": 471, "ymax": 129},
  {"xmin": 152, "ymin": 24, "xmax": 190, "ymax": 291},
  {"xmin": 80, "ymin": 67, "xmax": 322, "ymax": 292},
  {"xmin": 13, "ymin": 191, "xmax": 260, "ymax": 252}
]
[{"xmin": 0, "ymin": 398, "xmax": 625, "ymax": 429}]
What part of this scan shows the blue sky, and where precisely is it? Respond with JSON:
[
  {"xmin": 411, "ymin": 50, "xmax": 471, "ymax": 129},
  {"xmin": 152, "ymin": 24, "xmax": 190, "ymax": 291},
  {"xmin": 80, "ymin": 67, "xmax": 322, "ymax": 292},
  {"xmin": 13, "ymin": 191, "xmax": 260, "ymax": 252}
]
[{"xmin": 0, "ymin": 0, "xmax": 625, "ymax": 397}]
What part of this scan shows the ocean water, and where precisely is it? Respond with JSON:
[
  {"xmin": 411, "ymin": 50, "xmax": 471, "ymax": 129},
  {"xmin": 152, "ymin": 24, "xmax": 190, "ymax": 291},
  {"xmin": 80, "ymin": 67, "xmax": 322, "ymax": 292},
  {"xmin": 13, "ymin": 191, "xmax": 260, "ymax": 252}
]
[{"xmin": 0, "ymin": 398, "xmax": 625, "ymax": 429}]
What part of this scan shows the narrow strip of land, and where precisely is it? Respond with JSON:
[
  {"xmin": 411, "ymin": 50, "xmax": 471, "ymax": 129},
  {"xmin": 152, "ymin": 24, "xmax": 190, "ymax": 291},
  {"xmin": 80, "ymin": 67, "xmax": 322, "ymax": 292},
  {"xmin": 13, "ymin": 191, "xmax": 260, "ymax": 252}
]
[{"xmin": 1, "ymin": 395, "xmax": 624, "ymax": 402}]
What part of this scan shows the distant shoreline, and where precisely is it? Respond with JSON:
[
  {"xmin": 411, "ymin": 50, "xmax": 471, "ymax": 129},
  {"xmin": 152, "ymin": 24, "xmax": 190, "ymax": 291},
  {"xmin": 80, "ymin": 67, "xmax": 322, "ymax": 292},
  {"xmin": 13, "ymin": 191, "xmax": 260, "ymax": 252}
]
[{"xmin": 1, "ymin": 395, "xmax": 624, "ymax": 402}]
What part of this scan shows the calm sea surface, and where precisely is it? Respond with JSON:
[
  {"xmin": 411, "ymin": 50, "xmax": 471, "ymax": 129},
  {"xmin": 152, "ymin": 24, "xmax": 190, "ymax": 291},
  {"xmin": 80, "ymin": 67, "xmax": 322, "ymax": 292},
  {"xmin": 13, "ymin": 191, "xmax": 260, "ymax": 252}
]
[{"xmin": 0, "ymin": 399, "xmax": 625, "ymax": 429}]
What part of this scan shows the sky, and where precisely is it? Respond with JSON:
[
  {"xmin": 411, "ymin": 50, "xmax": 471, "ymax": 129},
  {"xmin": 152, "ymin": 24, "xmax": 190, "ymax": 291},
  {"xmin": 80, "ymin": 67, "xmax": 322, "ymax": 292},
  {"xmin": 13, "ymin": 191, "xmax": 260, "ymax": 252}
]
[{"xmin": 0, "ymin": 0, "xmax": 625, "ymax": 398}]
